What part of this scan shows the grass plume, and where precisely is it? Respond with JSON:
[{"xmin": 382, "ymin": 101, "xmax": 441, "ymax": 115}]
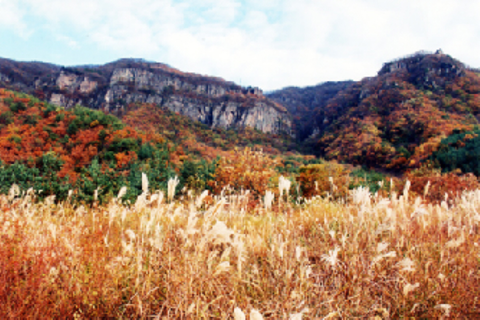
[{"xmin": 0, "ymin": 180, "xmax": 479, "ymax": 318}]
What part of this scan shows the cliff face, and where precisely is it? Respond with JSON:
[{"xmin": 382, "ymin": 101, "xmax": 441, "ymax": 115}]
[{"xmin": 0, "ymin": 58, "xmax": 291, "ymax": 134}]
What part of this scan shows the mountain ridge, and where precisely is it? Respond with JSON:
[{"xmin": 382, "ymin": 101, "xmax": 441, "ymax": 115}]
[
  {"xmin": 3, "ymin": 50, "xmax": 480, "ymax": 176},
  {"xmin": 314, "ymin": 51, "xmax": 480, "ymax": 171},
  {"xmin": 0, "ymin": 57, "xmax": 291, "ymax": 134},
  {"xmin": 267, "ymin": 50, "xmax": 480, "ymax": 174}
]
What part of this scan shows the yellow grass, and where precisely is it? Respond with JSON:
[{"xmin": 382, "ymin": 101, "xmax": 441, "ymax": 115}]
[{"xmin": 0, "ymin": 184, "xmax": 480, "ymax": 318}]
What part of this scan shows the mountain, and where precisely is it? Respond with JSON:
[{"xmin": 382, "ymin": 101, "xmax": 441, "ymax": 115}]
[
  {"xmin": 0, "ymin": 87, "xmax": 307, "ymax": 204},
  {"xmin": 307, "ymin": 50, "xmax": 480, "ymax": 171},
  {"xmin": 3, "ymin": 50, "xmax": 480, "ymax": 205},
  {"xmin": 267, "ymin": 81, "xmax": 354, "ymax": 140},
  {"xmin": 0, "ymin": 58, "xmax": 291, "ymax": 134},
  {"xmin": 3, "ymin": 50, "xmax": 480, "ymax": 176}
]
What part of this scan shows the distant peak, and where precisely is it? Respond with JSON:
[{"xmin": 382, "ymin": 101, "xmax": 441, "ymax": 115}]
[{"xmin": 378, "ymin": 50, "xmax": 465, "ymax": 78}]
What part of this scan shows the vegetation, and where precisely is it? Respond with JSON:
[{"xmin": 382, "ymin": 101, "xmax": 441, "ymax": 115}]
[
  {"xmin": 2, "ymin": 51, "xmax": 480, "ymax": 318},
  {"xmin": 0, "ymin": 89, "xmax": 313, "ymax": 205},
  {"xmin": 121, "ymin": 102, "xmax": 296, "ymax": 162},
  {"xmin": 310, "ymin": 52, "xmax": 480, "ymax": 172},
  {"xmin": 349, "ymin": 167, "xmax": 388, "ymax": 193},
  {"xmin": 431, "ymin": 129, "xmax": 480, "ymax": 175},
  {"xmin": 267, "ymin": 81, "xmax": 354, "ymax": 141},
  {"xmin": 1, "ymin": 176, "xmax": 479, "ymax": 318},
  {"xmin": 0, "ymin": 89, "xmax": 196, "ymax": 203},
  {"xmin": 298, "ymin": 162, "xmax": 351, "ymax": 199}
]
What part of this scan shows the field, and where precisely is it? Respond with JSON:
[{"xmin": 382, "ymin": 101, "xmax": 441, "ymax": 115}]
[{"xmin": 1, "ymin": 177, "xmax": 479, "ymax": 319}]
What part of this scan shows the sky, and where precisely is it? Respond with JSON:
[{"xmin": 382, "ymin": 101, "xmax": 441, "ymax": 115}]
[{"xmin": 0, "ymin": 0, "xmax": 479, "ymax": 91}]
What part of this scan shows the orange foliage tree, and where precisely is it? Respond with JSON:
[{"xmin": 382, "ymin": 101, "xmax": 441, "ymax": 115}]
[
  {"xmin": 400, "ymin": 166, "xmax": 480, "ymax": 204},
  {"xmin": 210, "ymin": 148, "xmax": 278, "ymax": 199}
]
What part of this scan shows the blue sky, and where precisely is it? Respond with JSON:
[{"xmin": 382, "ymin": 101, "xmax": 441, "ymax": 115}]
[{"xmin": 1, "ymin": 0, "xmax": 480, "ymax": 91}]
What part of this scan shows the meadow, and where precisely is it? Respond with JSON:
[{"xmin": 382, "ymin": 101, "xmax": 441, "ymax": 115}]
[{"xmin": 1, "ymin": 175, "xmax": 479, "ymax": 319}]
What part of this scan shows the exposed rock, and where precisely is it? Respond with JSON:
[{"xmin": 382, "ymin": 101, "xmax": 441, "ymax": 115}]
[
  {"xmin": 55, "ymin": 71, "xmax": 98, "ymax": 94},
  {"xmin": 378, "ymin": 51, "xmax": 466, "ymax": 86},
  {"xmin": 163, "ymin": 96, "xmax": 288, "ymax": 132},
  {"xmin": 56, "ymin": 72, "xmax": 76, "ymax": 91},
  {"xmin": 0, "ymin": 58, "xmax": 291, "ymax": 134},
  {"xmin": 49, "ymin": 93, "xmax": 66, "ymax": 106},
  {"xmin": 79, "ymin": 78, "xmax": 98, "ymax": 94},
  {"xmin": 0, "ymin": 73, "xmax": 10, "ymax": 83}
]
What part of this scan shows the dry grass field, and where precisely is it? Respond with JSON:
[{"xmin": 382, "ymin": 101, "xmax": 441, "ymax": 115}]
[{"xmin": 1, "ymin": 177, "xmax": 479, "ymax": 318}]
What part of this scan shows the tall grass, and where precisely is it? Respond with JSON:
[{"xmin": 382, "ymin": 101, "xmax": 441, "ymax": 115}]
[{"xmin": 0, "ymin": 181, "xmax": 479, "ymax": 318}]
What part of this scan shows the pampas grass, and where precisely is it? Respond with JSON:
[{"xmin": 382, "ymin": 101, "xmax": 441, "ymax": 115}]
[
  {"xmin": 264, "ymin": 190, "xmax": 274, "ymax": 210},
  {"xmin": 279, "ymin": 175, "xmax": 291, "ymax": 198},
  {"xmin": 234, "ymin": 307, "xmax": 246, "ymax": 320},
  {"xmin": 0, "ymin": 177, "xmax": 479, "ymax": 318},
  {"xmin": 167, "ymin": 175, "xmax": 179, "ymax": 202}
]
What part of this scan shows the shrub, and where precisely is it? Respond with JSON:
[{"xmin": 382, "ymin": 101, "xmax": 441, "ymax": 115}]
[
  {"xmin": 0, "ymin": 111, "xmax": 14, "ymax": 125},
  {"xmin": 431, "ymin": 129, "xmax": 480, "ymax": 175},
  {"xmin": 211, "ymin": 148, "xmax": 277, "ymax": 199},
  {"xmin": 9, "ymin": 101, "xmax": 26, "ymax": 113},
  {"xmin": 297, "ymin": 162, "xmax": 350, "ymax": 199},
  {"xmin": 400, "ymin": 165, "xmax": 480, "ymax": 203},
  {"xmin": 349, "ymin": 167, "xmax": 387, "ymax": 193}
]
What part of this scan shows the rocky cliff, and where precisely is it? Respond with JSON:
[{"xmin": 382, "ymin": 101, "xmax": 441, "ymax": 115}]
[{"xmin": 0, "ymin": 58, "xmax": 291, "ymax": 134}]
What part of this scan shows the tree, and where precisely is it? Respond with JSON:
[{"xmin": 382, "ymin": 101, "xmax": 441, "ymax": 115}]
[{"xmin": 211, "ymin": 148, "xmax": 278, "ymax": 199}]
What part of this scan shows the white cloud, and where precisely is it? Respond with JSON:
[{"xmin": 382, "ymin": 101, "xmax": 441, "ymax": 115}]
[
  {"xmin": 56, "ymin": 34, "xmax": 79, "ymax": 48},
  {"xmin": 201, "ymin": 0, "xmax": 241, "ymax": 25},
  {"xmin": 0, "ymin": 0, "xmax": 31, "ymax": 38},
  {"xmin": 1, "ymin": 0, "xmax": 480, "ymax": 90}
]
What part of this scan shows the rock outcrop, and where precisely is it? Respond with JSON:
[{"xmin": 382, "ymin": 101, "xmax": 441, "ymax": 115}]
[
  {"xmin": 0, "ymin": 58, "xmax": 291, "ymax": 134},
  {"xmin": 378, "ymin": 50, "xmax": 466, "ymax": 89}
]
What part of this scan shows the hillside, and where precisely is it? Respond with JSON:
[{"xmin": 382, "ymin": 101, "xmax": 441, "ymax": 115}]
[
  {"xmin": 303, "ymin": 51, "xmax": 480, "ymax": 172},
  {"xmin": 0, "ymin": 58, "xmax": 291, "ymax": 134},
  {"xmin": 0, "ymin": 88, "xmax": 181, "ymax": 202},
  {"xmin": 0, "ymin": 88, "xmax": 316, "ymax": 204},
  {"xmin": 267, "ymin": 81, "xmax": 354, "ymax": 140},
  {"xmin": 121, "ymin": 102, "xmax": 297, "ymax": 161},
  {"xmin": 3, "ymin": 50, "xmax": 480, "ymax": 194}
]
